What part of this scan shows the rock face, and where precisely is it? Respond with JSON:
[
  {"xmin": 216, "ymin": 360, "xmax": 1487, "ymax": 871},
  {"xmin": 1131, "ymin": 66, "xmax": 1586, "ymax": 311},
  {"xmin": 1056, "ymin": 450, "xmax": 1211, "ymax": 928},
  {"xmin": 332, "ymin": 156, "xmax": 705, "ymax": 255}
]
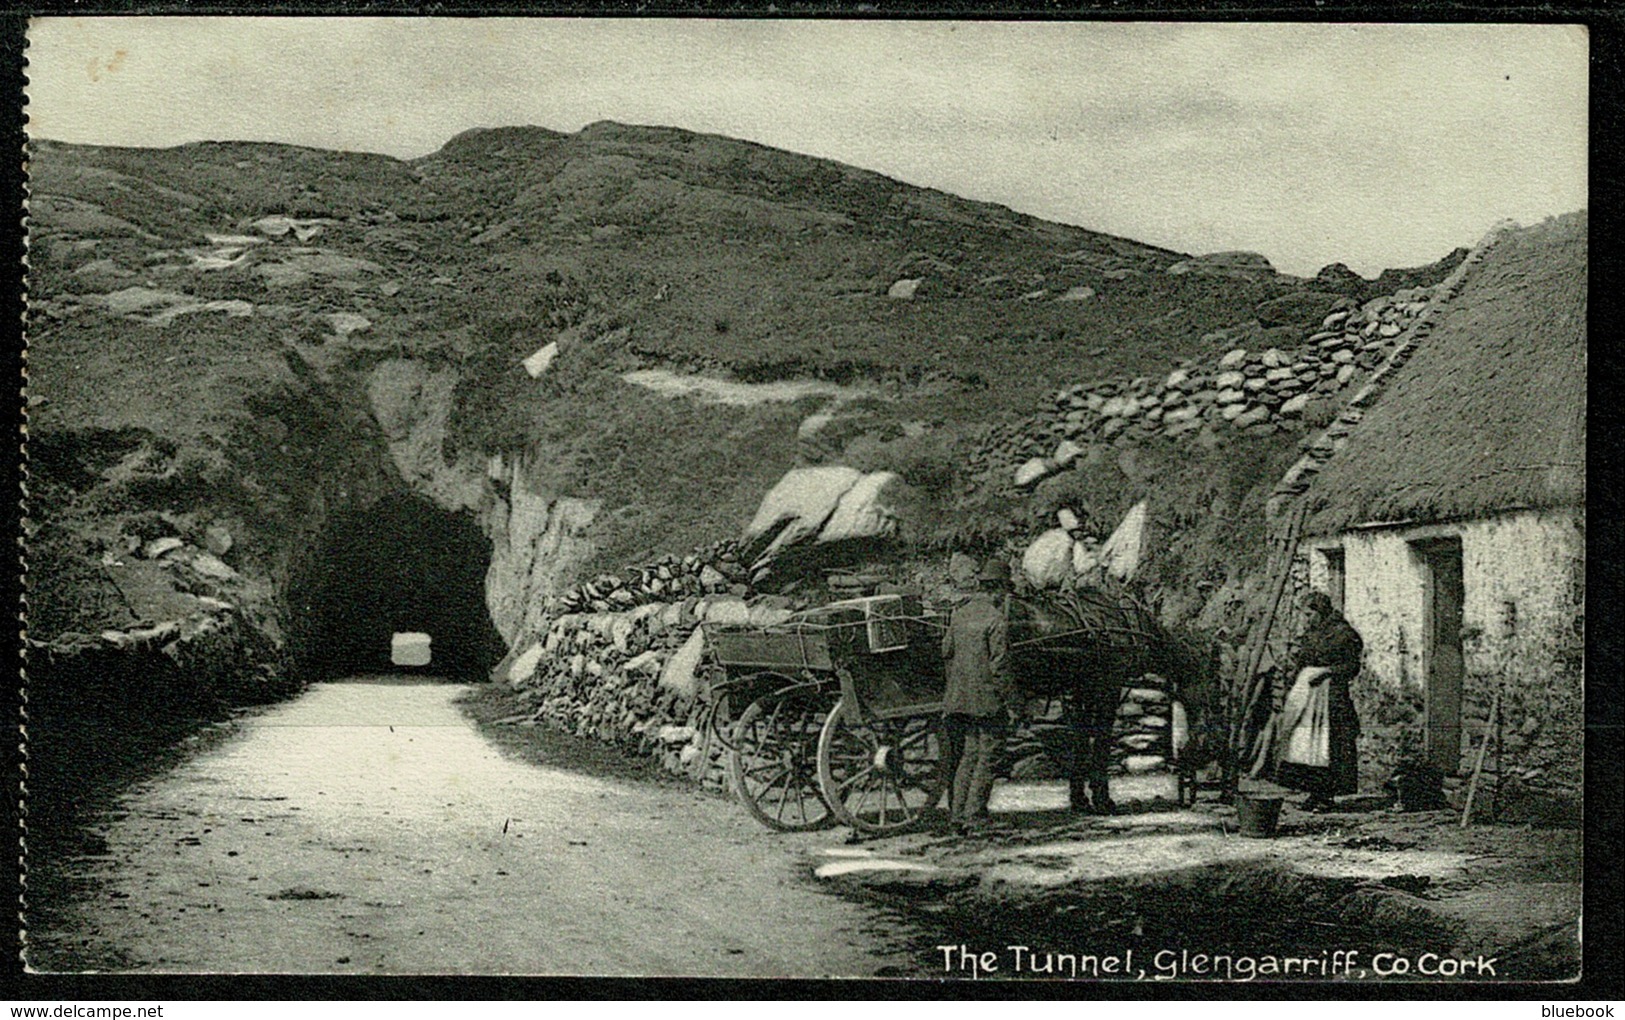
[
  {"xmin": 484, "ymin": 452, "xmax": 601, "ymax": 645},
  {"xmin": 366, "ymin": 360, "xmax": 486, "ymax": 512}
]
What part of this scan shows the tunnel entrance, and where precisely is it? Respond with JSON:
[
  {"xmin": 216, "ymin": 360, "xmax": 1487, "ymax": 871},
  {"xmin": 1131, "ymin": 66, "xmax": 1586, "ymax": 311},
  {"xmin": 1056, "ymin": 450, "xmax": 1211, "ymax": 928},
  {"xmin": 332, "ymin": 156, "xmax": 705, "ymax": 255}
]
[{"xmin": 293, "ymin": 492, "xmax": 505, "ymax": 681}]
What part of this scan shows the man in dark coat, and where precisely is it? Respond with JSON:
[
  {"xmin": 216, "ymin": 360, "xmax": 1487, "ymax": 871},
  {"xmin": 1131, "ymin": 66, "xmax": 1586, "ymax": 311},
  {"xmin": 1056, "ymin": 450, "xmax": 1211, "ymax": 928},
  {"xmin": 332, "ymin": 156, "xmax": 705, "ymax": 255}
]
[
  {"xmin": 1277, "ymin": 591, "xmax": 1364, "ymax": 811},
  {"xmin": 940, "ymin": 556, "xmax": 1018, "ymax": 832}
]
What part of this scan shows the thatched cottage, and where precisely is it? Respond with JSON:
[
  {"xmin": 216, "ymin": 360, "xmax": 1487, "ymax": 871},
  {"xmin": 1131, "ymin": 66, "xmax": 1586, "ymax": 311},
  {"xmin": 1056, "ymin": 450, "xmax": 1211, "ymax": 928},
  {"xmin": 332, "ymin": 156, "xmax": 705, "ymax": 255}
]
[{"xmin": 1298, "ymin": 213, "xmax": 1585, "ymax": 802}]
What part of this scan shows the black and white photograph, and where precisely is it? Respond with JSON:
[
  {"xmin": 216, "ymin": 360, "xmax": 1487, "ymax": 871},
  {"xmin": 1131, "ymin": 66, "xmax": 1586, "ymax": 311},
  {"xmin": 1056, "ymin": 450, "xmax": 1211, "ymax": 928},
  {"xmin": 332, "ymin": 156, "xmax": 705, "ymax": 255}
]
[{"xmin": 17, "ymin": 18, "xmax": 1591, "ymax": 984}]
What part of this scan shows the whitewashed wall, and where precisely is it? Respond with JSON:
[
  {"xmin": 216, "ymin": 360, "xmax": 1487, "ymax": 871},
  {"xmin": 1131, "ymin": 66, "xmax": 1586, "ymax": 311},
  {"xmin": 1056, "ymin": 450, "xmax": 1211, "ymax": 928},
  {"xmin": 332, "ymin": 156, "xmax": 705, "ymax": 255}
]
[{"xmin": 1306, "ymin": 508, "xmax": 1583, "ymax": 690}]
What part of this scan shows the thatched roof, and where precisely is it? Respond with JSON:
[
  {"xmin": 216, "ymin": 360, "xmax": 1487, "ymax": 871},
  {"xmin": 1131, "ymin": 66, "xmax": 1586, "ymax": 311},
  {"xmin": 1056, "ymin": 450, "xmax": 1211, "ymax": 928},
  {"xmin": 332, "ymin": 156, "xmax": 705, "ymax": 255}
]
[{"xmin": 1304, "ymin": 211, "xmax": 1586, "ymax": 534}]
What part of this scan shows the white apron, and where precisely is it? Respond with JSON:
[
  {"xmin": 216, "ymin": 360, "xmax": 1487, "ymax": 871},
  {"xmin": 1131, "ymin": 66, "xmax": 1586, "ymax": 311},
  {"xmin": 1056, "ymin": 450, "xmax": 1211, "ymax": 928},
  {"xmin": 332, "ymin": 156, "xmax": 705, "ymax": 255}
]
[{"xmin": 1279, "ymin": 666, "xmax": 1334, "ymax": 768}]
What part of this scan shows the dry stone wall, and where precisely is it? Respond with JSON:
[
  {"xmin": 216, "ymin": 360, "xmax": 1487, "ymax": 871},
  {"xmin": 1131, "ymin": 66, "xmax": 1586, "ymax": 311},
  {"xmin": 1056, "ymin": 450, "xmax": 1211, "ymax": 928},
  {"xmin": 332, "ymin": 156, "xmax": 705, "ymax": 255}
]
[{"xmin": 983, "ymin": 287, "xmax": 1439, "ymax": 494}]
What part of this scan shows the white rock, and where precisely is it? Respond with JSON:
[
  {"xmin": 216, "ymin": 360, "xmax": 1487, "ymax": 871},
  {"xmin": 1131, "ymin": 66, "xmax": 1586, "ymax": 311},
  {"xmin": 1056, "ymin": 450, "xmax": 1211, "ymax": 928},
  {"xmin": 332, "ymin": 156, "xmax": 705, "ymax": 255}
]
[
  {"xmin": 699, "ymin": 564, "xmax": 727, "ymax": 588},
  {"xmin": 748, "ymin": 604, "xmax": 796, "ymax": 628},
  {"xmin": 1322, "ymin": 310, "xmax": 1351, "ymax": 330},
  {"xmin": 1072, "ymin": 540, "xmax": 1103, "ymax": 577},
  {"xmin": 745, "ymin": 466, "xmax": 862, "ymax": 557},
  {"xmin": 523, "ymin": 341, "xmax": 559, "ymax": 378},
  {"xmin": 189, "ymin": 552, "xmax": 237, "ymax": 579},
  {"xmin": 203, "ymin": 524, "xmax": 233, "ymax": 556},
  {"xmin": 659, "ymin": 628, "xmax": 707, "ymax": 698},
  {"xmin": 1336, "ymin": 364, "xmax": 1356, "ymax": 384},
  {"xmin": 1260, "ymin": 348, "xmax": 1289, "ymax": 368},
  {"xmin": 1332, "ymin": 349, "xmax": 1355, "ymax": 364},
  {"xmin": 1057, "ymin": 285, "xmax": 1096, "ymax": 301},
  {"xmin": 508, "ymin": 643, "xmax": 545, "ymax": 683},
  {"xmin": 1216, "ymin": 388, "xmax": 1246, "ymax": 404},
  {"xmin": 1052, "ymin": 439, "xmax": 1084, "ymax": 467},
  {"xmin": 1280, "ymin": 394, "xmax": 1310, "ymax": 417},
  {"xmin": 818, "ymin": 471, "xmax": 901, "ymax": 543},
  {"xmin": 702, "ymin": 598, "xmax": 751, "ymax": 627},
  {"xmin": 1164, "ymin": 368, "xmax": 1191, "ymax": 389},
  {"xmin": 143, "ymin": 537, "xmax": 184, "ymax": 559},
  {"xmin": 1099, "ymin": 500, "xmax": 1150, "ymax": 581},
  {"xmin": 1014, "ymin": 458, "xmax": 1051, "ymax": 488},
  {"xmin": 1220, "ymin": 403, "xmax": 1245, "ymax": 420},
  {"xmin": 1219, "ymin": 349, "xmax": 1249, "ymax": 369},
  {"xmin": 1056, "ymin": 508, "xmax": 1081, "ymax": 532},
  {"xmin": 887, "ymin": 278, "xmax": 922, "ymax": 300},
  {"xmin": 1123, "ymin": 754, "xmax": 1167, "ymax": 774},
  {"xmin": 624, "ymin": 650, "xmax": 663, "ymax": 674},
  {"xmin": 1214, "ymin": 371, "xmax": 1246, "ymax": 389},
  {"xmin": 656, "ymin": 725, "xmax": 697, "ymax": 745},
  {"xmin": 1022, "ymin": 528, "xmax": 1076, "ymax": 588},
  {"xmin": 327, "ymin": 312, "xmax": 372, "ymax": 337}
]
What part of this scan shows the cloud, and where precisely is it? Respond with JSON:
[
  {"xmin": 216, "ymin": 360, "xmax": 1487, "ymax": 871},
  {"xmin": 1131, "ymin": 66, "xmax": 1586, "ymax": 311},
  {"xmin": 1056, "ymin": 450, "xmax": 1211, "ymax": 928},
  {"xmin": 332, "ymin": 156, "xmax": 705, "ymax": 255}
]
[{"xmin": 25, "ymin": 18, "xmax": 1586, "ymax": 276}]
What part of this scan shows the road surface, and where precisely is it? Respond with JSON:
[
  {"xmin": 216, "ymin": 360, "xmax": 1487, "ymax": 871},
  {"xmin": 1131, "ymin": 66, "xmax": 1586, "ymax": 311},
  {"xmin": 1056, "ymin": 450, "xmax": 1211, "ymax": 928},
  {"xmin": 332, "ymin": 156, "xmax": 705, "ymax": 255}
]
[{"xmin": 32, "ymin": 678, "xmax": 933, "ymax": 976}]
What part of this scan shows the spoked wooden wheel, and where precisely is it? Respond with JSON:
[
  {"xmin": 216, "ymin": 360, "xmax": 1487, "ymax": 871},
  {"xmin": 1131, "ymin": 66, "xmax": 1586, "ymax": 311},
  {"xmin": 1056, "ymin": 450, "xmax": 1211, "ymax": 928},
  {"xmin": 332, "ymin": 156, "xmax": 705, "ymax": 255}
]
[
  {"xmin": 817, "ymin": 698, "xmax": 944, "ymax": 835},
  {"xmin": 728, "ymin": 685, "xmax": 836, "ymax": 832}
]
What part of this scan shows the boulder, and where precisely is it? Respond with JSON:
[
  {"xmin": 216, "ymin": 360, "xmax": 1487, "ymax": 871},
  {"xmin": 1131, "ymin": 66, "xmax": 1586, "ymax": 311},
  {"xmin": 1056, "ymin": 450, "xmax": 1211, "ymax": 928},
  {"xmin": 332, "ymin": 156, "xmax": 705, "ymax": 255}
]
[
  {"xmin": 1057, "ymin": 285, "xmax": 1096, "ymax": 301},
  {"xmin": 1056, "ymin": 507, "xmax": 1081, "ymax": 532},
  {"xmin": 1216, "ymin": 388, "xmax": 1246, "ymax": 405},
  {"xmin": 189, "ymin": 552, "xmax": 237, "ymax": 580},
  {"xmin": 1022, "ymin": 528, "xmax": 1075, "ymax": 588},
  {"xmin": 745, "ymin": 465, "xmax": 862, "ymax": 557},
  {"xmin": 1215, "ymin": 371, "xmax": 1246, "ymax": 389},
  {"xmin": 1235, "ymin": 406, "xmax": 1272, "ymax": 428},
  {"xmin": 143, "ymin": 537, "xmax": 184, "ymax": 559},
  {"xmin": 523, "ymin": 341, "xmax": 559, "ymax": 378},
  {"xmin": 1219, "ymin": 348, "xmax": 1249, "ymax": 369},
  {"xmin": 887, "ymin": 278, "xmax": 922, "ymax": 300},
  {"xmin": 1014, "ymin": 458, "xmax": 1051, "ymax": 489},
  {"xmin": 659, "ymin": 628, "xmax": 707, "ymax": 698},
  {"xmin": 1098, "ymin": 500, "xmax": 1150, "ymax": 581},
  {"xmin": 1052, "ymin": 439, "xmax": 1085, "ymax": 467},
  {"xmin": 1260, "ymin": 348, "xmax": 1290, "ymax": 368},
  {"xmin": 203, "ymin": 524, "xmax": 233, "ymax": 556},
  {"xmin": 625, "ymin": 650, "xmax": 664, "ymax": 675},
  {"xmin": 818, "ymin": 471, "xmax": 901, "ymax": 543},
  {"xmin": 1280, "ymin": 394, "xmax": 1310, "ymax": 417},
  {"xmin": 700, "ymin": 597, "xmax": 751, "ymax": 627},
  {"xmin": 508, "ymin": 643, "xmax": 545, "ymax": 684}
]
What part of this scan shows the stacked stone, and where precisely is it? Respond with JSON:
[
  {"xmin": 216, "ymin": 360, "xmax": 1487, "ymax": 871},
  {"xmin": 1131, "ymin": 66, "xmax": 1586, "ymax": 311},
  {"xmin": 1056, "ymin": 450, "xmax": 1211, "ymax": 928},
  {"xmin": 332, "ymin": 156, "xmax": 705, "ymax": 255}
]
[
  {"xmin": 1037, "ymin": 285, "xmax": 1434, "ymax": 452},
  {"xmin": 1111, "ymin": 673, "xmax": 1176, "ymax": 774},
  {"xmin": 553, "ymin": 538, "xmax": 750, "ymax": 615},
  {"xmin": 508, "ymin": 597, "xmax": 746, "ymax": 786}
]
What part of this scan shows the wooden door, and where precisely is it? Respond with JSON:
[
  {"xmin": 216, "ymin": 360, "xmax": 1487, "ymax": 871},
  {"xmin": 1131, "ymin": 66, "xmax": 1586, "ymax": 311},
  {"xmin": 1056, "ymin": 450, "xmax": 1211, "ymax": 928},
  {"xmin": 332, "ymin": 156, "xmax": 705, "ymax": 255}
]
[{"xmin": 1417, "ymin": 538, "xmax": 1465, "ymax": 774}]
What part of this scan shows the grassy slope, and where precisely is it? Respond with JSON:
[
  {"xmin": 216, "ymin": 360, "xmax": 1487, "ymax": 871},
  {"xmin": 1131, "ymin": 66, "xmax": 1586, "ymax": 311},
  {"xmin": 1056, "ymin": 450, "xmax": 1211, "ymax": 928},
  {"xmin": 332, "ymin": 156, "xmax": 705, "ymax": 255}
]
[{"xmin": 27, "ymin": 123, "xmax": 1464, "ymax": 634}]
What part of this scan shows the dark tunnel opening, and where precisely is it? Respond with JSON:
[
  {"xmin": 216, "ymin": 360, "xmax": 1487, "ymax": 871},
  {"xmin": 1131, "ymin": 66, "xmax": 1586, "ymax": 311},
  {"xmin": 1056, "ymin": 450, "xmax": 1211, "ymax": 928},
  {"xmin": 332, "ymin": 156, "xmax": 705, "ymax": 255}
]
[{"xmin": 292, "ymin": 492, "xmax": 506, "ymax": 682}]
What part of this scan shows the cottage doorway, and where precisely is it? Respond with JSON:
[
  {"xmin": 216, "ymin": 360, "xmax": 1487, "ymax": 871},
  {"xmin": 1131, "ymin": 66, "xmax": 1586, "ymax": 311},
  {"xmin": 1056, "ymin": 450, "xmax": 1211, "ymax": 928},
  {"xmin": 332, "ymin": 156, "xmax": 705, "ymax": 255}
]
[{"xmin": 1416, "ymin": 537, "xmax": 1465, "ymax": 774}]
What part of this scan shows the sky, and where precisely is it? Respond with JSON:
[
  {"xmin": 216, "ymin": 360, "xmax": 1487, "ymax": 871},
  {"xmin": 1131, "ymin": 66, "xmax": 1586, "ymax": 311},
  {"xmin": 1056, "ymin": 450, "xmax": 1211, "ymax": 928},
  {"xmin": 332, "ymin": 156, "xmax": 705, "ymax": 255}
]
[{"xmin": 25, "ymin": 18, "xmax": 1588, "ymax": 277}]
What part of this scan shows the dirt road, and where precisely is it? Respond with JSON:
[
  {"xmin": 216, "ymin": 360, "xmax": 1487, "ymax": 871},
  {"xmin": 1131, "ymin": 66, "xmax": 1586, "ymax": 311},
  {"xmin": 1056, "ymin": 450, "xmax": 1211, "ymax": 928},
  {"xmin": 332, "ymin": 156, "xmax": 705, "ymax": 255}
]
[{"xmin": 31, "ymin": 678, "xmax": 932, "ymax": 977}]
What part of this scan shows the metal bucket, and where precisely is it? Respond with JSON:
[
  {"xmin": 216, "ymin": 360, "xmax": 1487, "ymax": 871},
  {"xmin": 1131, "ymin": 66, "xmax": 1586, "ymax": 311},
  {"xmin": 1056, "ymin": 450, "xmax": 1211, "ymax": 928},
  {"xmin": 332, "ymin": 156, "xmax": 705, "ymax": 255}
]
[{"xmin": 1235, "ymin": 793, "xmax": 1284, "ymax": 838}]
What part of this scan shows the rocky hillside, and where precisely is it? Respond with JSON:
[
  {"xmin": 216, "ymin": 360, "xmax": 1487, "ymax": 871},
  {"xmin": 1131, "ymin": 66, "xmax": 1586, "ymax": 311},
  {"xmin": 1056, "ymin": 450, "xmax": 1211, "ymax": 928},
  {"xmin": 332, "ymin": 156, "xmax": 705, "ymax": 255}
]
[{"xmin": 25, "ymin": 122, "xmax": 1466, "ymax": 713}]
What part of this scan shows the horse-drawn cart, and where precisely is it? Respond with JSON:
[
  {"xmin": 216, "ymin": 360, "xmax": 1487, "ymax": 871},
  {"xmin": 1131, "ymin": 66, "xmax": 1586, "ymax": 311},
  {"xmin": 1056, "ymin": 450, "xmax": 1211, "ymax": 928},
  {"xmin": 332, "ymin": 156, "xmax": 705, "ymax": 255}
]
[
  {"xmin": 698, "ymin": 586, "xmax": 1183, "ymax": 835},
  {"xmin": 698, "ymin": 594, "xmax": 950, "ymax": 834}
]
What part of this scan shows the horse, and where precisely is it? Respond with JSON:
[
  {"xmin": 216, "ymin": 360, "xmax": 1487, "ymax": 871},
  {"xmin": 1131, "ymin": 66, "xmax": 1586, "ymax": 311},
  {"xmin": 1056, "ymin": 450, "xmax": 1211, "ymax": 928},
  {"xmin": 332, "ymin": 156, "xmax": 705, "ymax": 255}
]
[{"xmin": 1005, "ymin": 586, "xmax": 1204, "ymax": 813}]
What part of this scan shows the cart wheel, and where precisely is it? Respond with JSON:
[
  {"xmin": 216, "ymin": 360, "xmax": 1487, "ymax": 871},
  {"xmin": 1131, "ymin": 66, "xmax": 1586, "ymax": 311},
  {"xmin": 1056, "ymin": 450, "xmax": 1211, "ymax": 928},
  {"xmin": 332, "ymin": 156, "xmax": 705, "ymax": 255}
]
[
  {"xmin": 701, "ymin": 687, "xmax": 738, "ymax": 753},
  {"xmin": 817, "ymin": 698, "xmax": 943, "ymax": 835},
  {"xmin": 729, "ymin": 688, "xmax": 836, "ymax": 832}
]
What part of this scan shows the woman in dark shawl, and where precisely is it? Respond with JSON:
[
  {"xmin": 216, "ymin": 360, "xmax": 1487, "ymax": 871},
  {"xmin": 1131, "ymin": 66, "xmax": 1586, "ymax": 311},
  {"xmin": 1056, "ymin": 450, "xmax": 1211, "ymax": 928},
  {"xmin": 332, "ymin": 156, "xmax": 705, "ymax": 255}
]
[{"xmin": 1276, "ymin": 592, "xmax": 1363, "ymax": 811}]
